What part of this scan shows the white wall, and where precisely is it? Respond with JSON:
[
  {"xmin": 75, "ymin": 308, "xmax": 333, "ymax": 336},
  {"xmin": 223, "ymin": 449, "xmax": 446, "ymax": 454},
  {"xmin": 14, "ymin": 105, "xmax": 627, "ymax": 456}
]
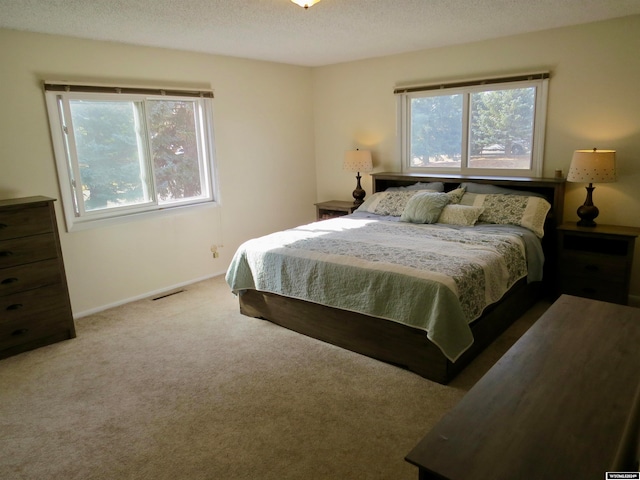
[
  {"xmin": 312, "ymin": 15, "xmax": 640, "ymax": 298},
  {"xmin": 0, "ymin": 29, "xmax": 316, "ymax": 316}
]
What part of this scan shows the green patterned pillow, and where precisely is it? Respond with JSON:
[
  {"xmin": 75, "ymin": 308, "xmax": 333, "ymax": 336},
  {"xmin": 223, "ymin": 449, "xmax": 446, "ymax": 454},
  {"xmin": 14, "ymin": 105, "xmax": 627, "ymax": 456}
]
[
  {"xmin": 400, "ymin": 192, "xmax": 450, "ymax": 224},
  {"xmin": 460, "ymin": 193, "xmax": 551, "ymax": 237}
]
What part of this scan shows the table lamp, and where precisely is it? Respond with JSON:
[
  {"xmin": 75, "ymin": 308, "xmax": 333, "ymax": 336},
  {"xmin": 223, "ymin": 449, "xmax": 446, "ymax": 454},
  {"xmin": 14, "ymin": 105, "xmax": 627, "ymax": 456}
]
[
  {"xmin": 566, "ymin": 148, "xmax": 616, "ymax": 227},
  {"xmin": 343, "ymin": 149, "xmax": 373, "ymax": 205}
]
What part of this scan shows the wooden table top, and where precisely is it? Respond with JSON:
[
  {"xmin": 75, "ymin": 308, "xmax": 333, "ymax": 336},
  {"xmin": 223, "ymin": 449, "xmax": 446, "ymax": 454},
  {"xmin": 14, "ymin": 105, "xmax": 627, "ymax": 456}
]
[{"xmin": 406, "ymin": 295, "xmax": 640, "ymax": 479}]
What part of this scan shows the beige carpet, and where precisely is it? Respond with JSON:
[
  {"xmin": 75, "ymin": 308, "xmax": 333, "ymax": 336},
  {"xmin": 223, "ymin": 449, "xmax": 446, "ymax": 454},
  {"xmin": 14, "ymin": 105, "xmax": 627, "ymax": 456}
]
[{"xmin": 0, "ymin": 275, "xmax": 550, "ymax": 480}]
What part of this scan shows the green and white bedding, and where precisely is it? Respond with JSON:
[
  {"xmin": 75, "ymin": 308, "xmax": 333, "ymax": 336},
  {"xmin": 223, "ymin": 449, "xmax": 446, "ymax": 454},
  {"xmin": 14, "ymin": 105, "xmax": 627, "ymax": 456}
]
[{"xmin": 226, "ymin": 215, "xmax": 540, "ymax": 362}]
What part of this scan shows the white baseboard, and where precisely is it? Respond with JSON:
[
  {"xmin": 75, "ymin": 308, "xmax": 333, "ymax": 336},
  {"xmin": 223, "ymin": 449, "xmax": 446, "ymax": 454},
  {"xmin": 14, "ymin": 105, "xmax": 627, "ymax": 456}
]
[
  {"xmin": 628, "ymin": 294, "xmax": 640, "ymax": 308},
  {"xmin": 73, "ymin": 269, "xmax": 227, "ymax": 319}
]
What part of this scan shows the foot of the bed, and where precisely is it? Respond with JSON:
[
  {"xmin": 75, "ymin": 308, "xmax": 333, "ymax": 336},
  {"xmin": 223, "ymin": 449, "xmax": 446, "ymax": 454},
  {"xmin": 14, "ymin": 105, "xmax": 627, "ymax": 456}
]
[{"xmin": 236, "ymin": 281, "xmax": 541, "ymax": 385}]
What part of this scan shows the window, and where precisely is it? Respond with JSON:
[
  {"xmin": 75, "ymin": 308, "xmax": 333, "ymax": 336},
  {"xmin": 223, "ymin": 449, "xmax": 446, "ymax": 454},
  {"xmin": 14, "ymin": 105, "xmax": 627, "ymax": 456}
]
[
  {"xmin": 396, "ymin": 73, "xmax": 549, "ymax": 177},
  {"xmin": 44, "ymin": 83, "xmax": 217, "ymax": 231}
]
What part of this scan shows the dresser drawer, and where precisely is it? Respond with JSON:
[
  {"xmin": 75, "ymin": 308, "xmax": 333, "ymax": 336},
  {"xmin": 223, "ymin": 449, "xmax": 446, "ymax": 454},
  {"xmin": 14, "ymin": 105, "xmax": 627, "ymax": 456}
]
[
  {"xmin": 0, "ymin": 284, "xmax": 71, "ymax": 324},
  {"xmin": 0, "ymin": 309, "xmax": 72, "ymax": 352},
  {"xmin": 0, "ymin": 259, "xmax": 62, "ymax": 296},
  {"xmin": 0, "ymin": 205, "xmax": 53, "ymax": 241},
  {"xmin": 0, "ymin": 233, "xmax": 58, "ymax": 269},
  {"xmin": 558, "ymin": 251, "xmax": 627, "ymax": 278}
]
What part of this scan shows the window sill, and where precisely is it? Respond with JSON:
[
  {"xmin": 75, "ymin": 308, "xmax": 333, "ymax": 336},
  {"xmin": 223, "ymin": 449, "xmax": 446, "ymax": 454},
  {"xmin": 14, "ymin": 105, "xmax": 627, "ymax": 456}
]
[{"xmin": 62, "ymin": 200, "xmax": 220, "ymax": 232}]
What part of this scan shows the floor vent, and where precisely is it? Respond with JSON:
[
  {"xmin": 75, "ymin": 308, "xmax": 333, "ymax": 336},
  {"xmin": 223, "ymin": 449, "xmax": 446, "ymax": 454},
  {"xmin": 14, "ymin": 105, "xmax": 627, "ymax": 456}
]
[{"xmin": 152, "ymin": 289, "xmax": 186, "ymax": 301}]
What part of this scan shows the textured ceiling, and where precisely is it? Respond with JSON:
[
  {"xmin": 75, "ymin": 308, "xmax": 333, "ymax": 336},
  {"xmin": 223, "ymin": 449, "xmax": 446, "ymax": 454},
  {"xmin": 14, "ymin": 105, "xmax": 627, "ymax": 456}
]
[{"xmin": 1, "ymin": 0, "xmax": 640, "ymax": 66}]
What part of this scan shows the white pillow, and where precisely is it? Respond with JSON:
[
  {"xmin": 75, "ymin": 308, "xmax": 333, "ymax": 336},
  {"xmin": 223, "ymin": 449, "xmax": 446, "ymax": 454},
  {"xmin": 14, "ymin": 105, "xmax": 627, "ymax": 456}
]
[{"xmin": 438, "ymin": 205, "xmax": 485, "ymax": 226}]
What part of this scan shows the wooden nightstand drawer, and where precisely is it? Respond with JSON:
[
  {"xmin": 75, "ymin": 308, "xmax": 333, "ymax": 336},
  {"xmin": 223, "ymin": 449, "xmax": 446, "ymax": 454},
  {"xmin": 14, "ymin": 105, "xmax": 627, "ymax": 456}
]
[
  {"xmin": 0, "ymin": 205, "xmax": 53, "ymax": 241},
  {"xmin": 0, "ymin": 259, "xmax": 63, "ymax": 296},
  {"xmin": 0, "ymin": 284, "xmax": 71, "ymax": 323},
  {"xmin": 0, "ymin": 233, "xmax": 58, "ymax": 269},
  {"xmin": 558, "ymin": 275, "xmax": 625, "ymax": 304},
  {"xmin": 558, "ymin": 251, "xmax": 626, "ymax": 278}
]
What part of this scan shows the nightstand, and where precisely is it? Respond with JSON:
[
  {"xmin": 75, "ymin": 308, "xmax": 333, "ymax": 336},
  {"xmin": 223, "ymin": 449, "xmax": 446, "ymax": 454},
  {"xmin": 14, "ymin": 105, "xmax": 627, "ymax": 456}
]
[
  {"xmin": 557, "ymin": 223, "xmax": 640, "ymax": 305},
  {"xmin": 315, "ymin": 200, "xmax": 358, "ymax": 220}
]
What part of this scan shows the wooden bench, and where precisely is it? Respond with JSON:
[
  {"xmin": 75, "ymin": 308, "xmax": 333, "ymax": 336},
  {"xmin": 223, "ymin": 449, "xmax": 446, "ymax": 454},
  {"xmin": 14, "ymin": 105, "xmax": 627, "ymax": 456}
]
[{"xmin": 405, "ymin": 295, "xmax": 640, "ymax": 479}]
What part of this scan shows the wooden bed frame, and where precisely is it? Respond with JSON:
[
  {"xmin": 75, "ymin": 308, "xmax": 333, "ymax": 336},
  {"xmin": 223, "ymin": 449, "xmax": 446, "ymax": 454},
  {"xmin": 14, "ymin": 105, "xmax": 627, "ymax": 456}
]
[{"xmin": 238, "ymin": 172, "xmax": 566, "ymax": 384}]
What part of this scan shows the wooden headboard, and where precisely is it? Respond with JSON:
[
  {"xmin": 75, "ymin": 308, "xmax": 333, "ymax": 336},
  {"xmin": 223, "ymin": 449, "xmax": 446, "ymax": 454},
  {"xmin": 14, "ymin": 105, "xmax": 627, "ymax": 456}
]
[
  {"xmin": 371, "ymin": 172, "xmax": 565, "ymax": 226},
  {"xmin": 371, "ymin": 172, "xmax": 566, "ymax": 293}
]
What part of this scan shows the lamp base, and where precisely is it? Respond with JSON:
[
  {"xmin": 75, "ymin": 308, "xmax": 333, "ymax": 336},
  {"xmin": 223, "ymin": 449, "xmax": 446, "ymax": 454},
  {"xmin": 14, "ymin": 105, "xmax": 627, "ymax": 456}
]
[
  {"xmin": 576, "ymin": 216, "xmax": 598, "ymax": 228},
  {"xmin": 352, "ymin": 172, "xmax": 366, "ymax": 205},
  {"xmin": 576, "ymin": 184, "xmax": 599, "ymax": 227}
]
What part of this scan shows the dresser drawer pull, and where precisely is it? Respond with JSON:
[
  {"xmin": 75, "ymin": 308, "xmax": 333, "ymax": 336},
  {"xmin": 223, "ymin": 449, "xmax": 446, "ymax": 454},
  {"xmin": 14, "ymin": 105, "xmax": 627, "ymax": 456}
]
[
  {"xmin": 11, "ymin": 328, "xmax": 29, "ymax": 337},
  {"xmin": 0, "ymin": 250, "xmax": 14, "ymax": 257},
  {"xmin": 0, "ymin": 223, "xmax": 7, "ymax": 229},
  {"xmin": 581, "ymin": 287, "xmax": 597, "ymax": 296},
  {"xmin": 1, "ymin": 277, "xmax": 19, "ymax": 285},
  {"xmin": 6, "ymin": 303, "xmax": 23, "ymax": 311},
  {"xmin": 584, "ymin": 264, "xmax": 600, "ymax": 272}
]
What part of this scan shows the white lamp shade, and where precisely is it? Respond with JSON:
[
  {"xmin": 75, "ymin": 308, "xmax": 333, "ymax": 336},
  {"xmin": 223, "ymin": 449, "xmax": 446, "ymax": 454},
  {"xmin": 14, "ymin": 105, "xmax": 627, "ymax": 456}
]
[
  {"xmin": 567, "ymin": 149, "xmax": 616, "ymax": 183},
  {"xmin": 343, "ymin": 150, "xmax": 373, "ymax": 173}
]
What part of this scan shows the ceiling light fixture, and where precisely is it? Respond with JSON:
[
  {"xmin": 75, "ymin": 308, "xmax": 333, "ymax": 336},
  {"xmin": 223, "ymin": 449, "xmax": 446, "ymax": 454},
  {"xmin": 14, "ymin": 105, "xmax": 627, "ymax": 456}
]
[{"xmin": 290, "ymin": 0, "xmax": 321, "ymax": 9}]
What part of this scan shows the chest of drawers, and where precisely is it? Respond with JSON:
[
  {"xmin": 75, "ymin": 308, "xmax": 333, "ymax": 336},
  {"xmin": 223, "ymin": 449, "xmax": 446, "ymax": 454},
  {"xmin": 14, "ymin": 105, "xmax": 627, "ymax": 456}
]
[{"xmin": 0, "ymin": 196, "xmax": 75, "ymax": 358}]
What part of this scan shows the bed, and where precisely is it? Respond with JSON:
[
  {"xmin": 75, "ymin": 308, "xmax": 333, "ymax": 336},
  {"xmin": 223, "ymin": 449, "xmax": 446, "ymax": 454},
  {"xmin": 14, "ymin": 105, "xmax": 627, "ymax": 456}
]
[{"xmin": 226, "ymin": 172, "xmax": 565, "ymax": 384}]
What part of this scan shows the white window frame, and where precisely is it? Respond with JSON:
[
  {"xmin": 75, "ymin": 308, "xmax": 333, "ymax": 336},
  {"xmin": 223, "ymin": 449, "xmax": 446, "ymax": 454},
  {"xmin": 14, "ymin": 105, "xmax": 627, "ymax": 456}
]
[
  {"xmin": 396, "ymin": 73, "xmax": 549, "ymax": 177},
  {"xmin": 44, "ymin": 83, "xmax": 219, "ymax": 232}
]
